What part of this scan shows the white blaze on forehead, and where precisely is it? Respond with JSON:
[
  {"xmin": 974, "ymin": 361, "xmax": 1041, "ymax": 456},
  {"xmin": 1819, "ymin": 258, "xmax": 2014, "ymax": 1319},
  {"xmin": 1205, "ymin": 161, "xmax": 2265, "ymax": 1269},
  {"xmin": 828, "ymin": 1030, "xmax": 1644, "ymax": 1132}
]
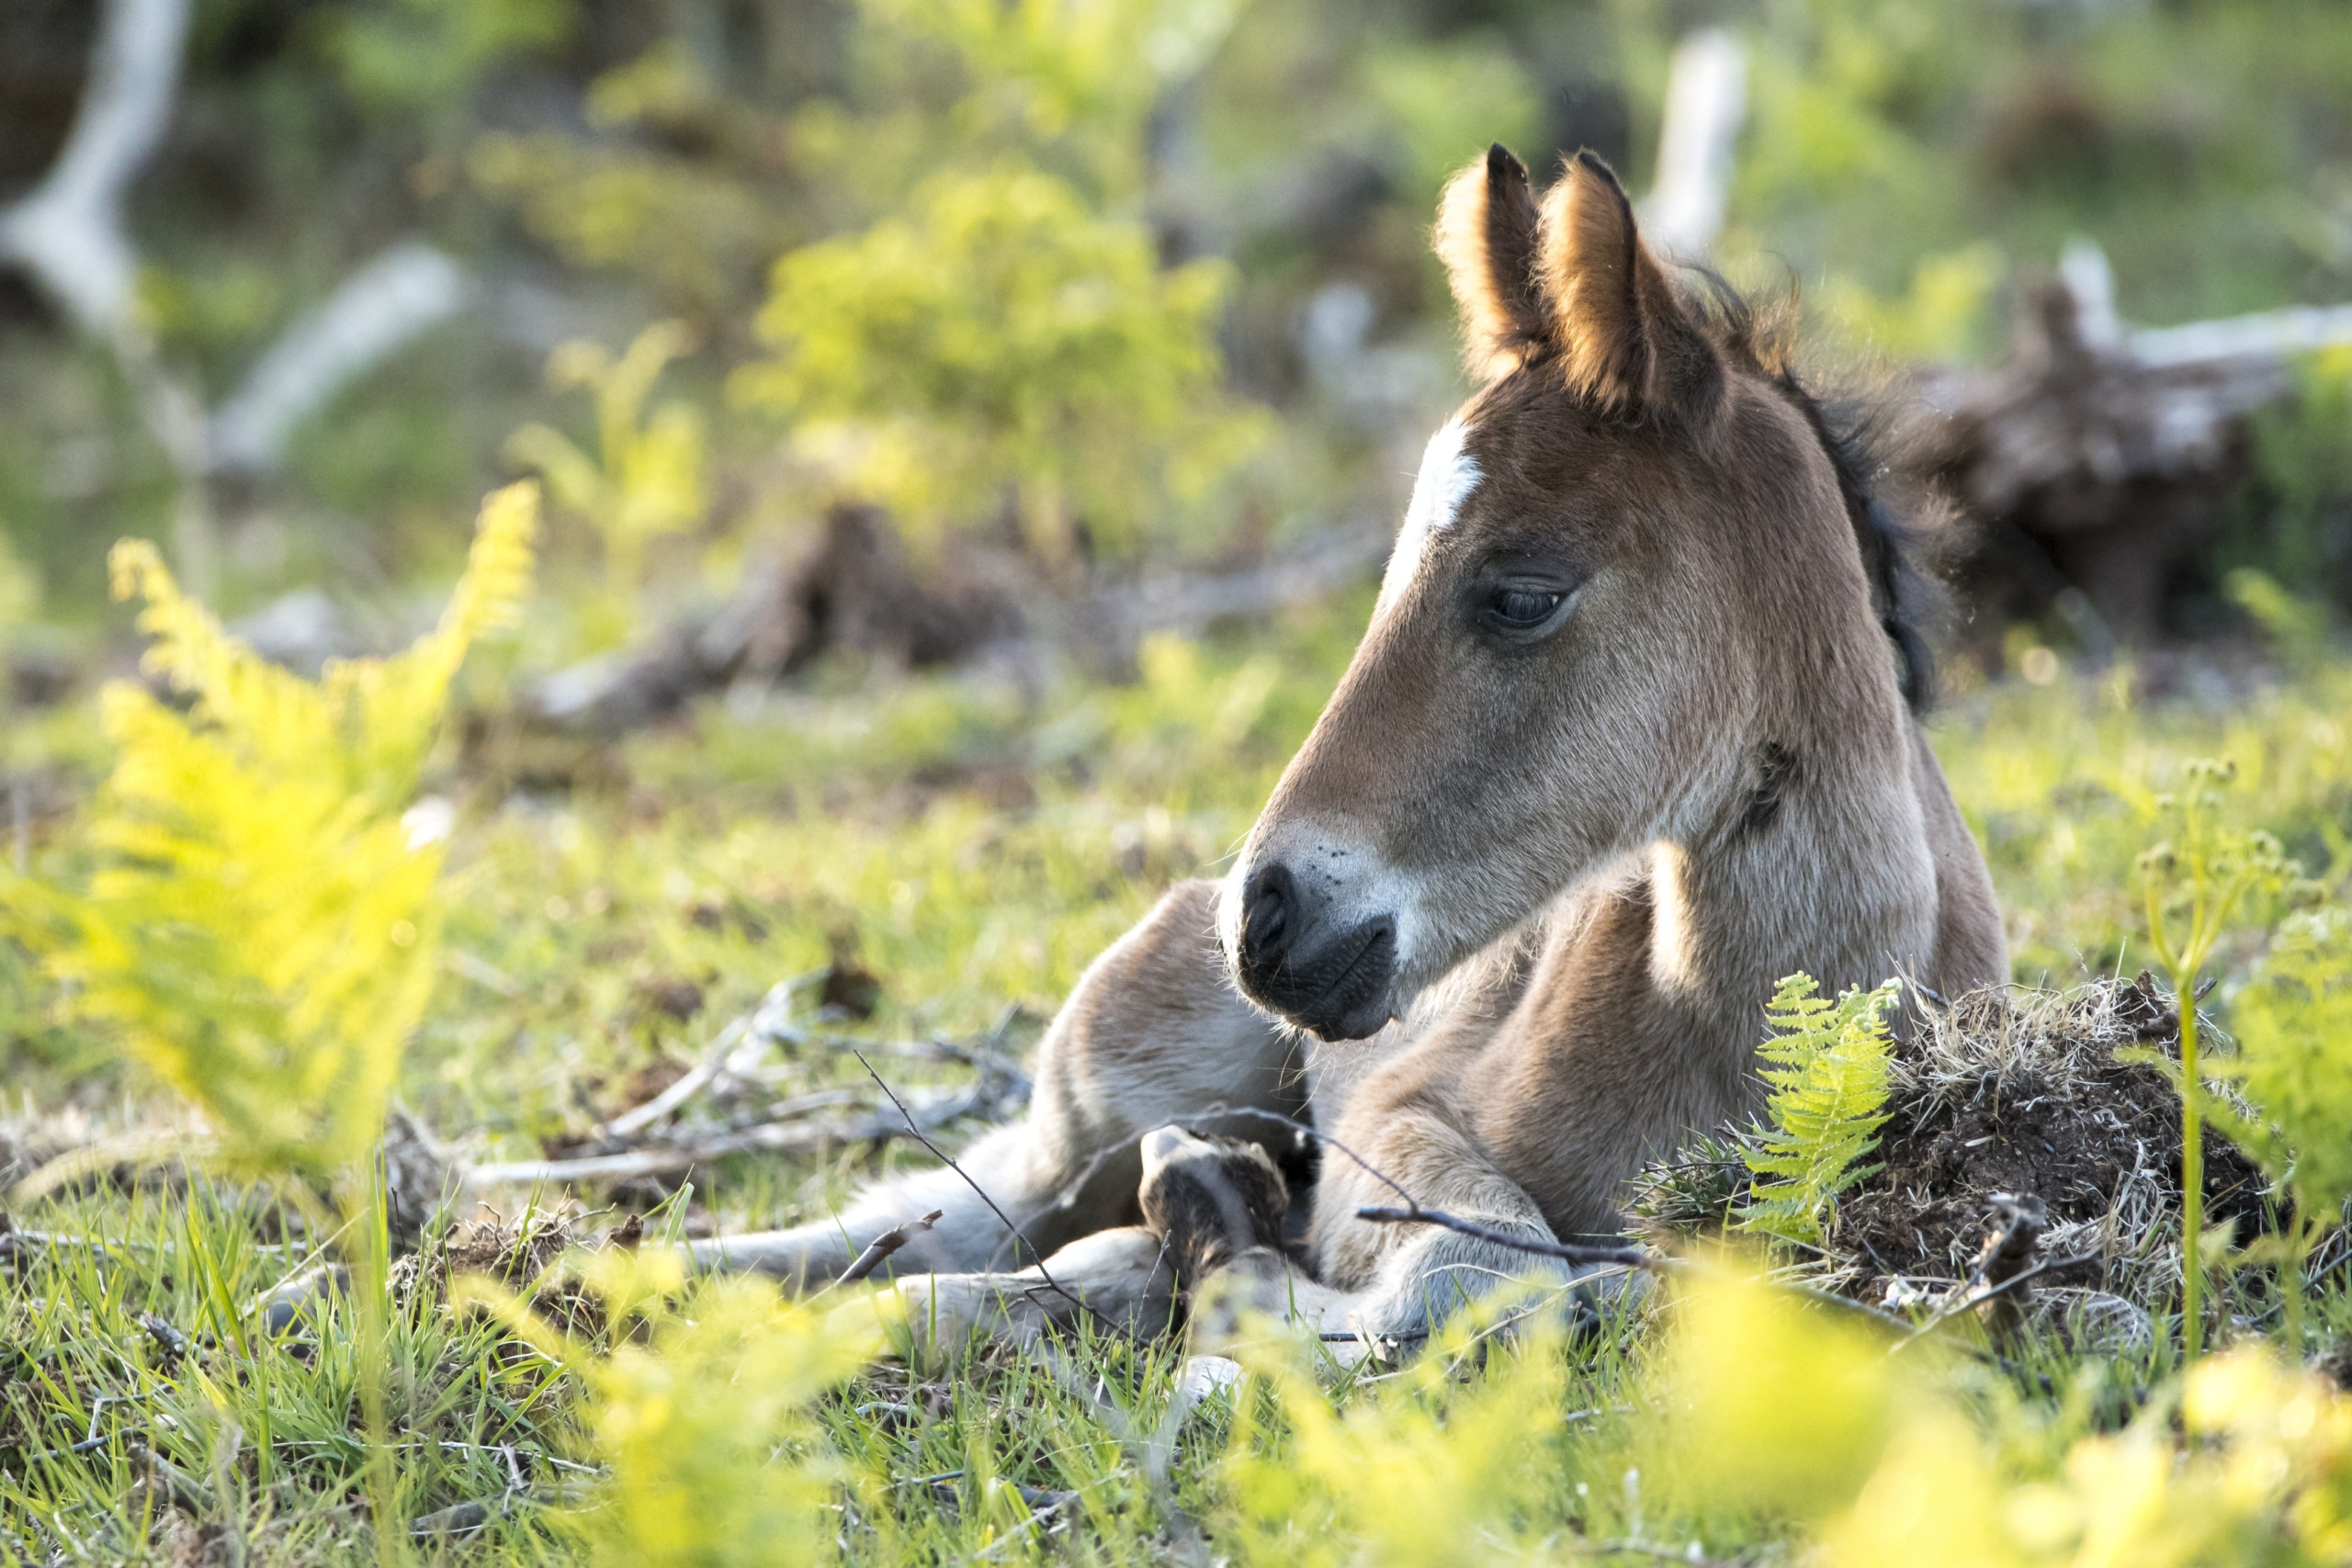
[{"xmin": 1377, "ymin": 416, "xmax": 1481, "ymax": 611}]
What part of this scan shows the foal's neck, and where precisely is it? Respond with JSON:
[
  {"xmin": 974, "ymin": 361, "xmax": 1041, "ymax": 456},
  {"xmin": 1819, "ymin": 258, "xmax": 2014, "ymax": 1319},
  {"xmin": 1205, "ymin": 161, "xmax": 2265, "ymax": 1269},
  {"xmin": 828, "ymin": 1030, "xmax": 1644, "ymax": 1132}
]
[{"xmin": 1646, "ymin": 698, "xmax": 1939, "ymax": 1018}]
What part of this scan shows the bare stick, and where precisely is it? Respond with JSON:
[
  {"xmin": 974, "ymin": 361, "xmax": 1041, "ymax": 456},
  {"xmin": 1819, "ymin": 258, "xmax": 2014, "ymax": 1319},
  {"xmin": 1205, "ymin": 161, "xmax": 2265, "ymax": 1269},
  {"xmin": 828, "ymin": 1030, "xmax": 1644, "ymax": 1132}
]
[
  {"xmin": 1355, "ymin": 1203, "xmax": 1922, "ymax": 1337},
  {"xmin": 1918, "ymin": 1250, "xmax": 2102, "ymax": 1335},
  {"xmin": 1354, "ymin": 1206, "xmax": 1659, "ymax": 1271},
  {"xmin": 209, "ymin": 241, "xmax": 469, "ymax": 474},
  {"xmin": 462, "ymin": 1087, "xmax": 968, "ymax": 1190},
  {"xmin": 0, "ymin": 0, "xmax": 192, "ymax": 333},
  {"xmin": 1636, "ymin": 28, "xmax": 1748, "ymax": 258},
  {"xmin": 594, "ymin": 982, "xmax": 788, "ymax": 1144},
  {"xmin": 833, "ymin": 1210, "xmax": 944, "ymax": 1288}
]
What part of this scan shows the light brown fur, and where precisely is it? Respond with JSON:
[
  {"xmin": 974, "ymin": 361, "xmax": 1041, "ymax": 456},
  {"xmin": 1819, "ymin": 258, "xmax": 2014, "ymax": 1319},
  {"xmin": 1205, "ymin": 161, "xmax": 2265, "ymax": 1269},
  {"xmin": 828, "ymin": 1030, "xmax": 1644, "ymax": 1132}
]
[{"xmin": 698, "ymin": 148, "xmax": 2007, "ymax": 1348}]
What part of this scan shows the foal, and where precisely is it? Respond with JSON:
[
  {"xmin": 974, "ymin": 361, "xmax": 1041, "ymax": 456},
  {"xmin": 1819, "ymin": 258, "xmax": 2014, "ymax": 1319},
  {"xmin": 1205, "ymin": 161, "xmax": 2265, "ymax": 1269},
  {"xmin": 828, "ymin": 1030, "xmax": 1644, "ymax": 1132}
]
[{"xmin": 698, "ymin": 146, "xmax": 2007, "ymax": 1341}]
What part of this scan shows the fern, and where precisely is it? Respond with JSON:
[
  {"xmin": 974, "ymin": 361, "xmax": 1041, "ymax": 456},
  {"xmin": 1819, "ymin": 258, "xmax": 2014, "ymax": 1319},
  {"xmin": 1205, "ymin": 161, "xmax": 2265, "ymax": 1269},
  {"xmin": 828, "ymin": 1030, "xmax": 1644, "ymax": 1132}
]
[
  {"xmin": 454, "ymin": 1248, "xmax": 879, "ymax": 1568},
  {"xmin": 505, "ymin": 320, "xmax": 703, "ymax": 615},
  {"xmin": 1734, "ymin": 974, "xmax": 1900, "ymax": 1248},
  {"xmin": 6, "ymin": 483, "xmax": 537, "ymax": 1178}
]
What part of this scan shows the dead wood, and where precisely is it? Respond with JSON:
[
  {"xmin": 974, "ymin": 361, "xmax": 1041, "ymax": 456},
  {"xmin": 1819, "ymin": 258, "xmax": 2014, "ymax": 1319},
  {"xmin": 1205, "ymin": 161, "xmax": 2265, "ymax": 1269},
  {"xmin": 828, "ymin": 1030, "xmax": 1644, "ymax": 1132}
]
[
  {"xmin": 460, "ymin": 1083, "xmax": 987, "ymax": 1190},
  {"xmin": 1910, "ymin": 275, "xmax": 2352, "ymax": 643},
  {"xmin": 523, "ymin": 503, "xmax": 1389, "ymax": 732},
  {"xmin": 526, "ymin": 503, "xmax": 1027, "ymax": 730},
  {"xmin": 1963, "ymin": 1192, "xmax": 2049, "ymax": 1341}
]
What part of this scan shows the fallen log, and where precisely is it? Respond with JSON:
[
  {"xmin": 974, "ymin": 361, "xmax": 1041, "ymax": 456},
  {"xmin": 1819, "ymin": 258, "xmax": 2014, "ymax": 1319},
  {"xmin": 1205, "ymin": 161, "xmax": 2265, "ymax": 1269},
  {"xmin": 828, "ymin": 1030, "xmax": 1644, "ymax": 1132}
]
[
  {"xmin": 523, "ymin": 502, "xmax": 1388, "ymax": 732},
  {"xmin": 526, "ymin": 502, "xmax": 1025, "ymax": 730},
  {"xmin": 1911, "ymin": 254, "xmax": 2352, "ymax": 644}
]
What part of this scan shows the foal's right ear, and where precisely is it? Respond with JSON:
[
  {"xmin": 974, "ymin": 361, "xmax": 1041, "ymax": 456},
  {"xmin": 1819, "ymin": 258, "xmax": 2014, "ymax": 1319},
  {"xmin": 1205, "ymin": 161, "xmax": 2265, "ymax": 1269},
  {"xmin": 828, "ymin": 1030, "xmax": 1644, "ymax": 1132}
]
[{"xmin": 1433, "ymin": 144, "xmax": 1546, "ymax": 382}]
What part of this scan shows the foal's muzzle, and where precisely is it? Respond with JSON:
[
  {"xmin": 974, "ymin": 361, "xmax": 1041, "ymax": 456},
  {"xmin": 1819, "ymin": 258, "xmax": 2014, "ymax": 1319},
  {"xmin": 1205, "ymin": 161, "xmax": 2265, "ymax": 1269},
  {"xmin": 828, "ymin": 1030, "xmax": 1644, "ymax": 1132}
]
[{"xmin": 1230, "ymin": 863, "xmax": 1397, "ymax": 1042}]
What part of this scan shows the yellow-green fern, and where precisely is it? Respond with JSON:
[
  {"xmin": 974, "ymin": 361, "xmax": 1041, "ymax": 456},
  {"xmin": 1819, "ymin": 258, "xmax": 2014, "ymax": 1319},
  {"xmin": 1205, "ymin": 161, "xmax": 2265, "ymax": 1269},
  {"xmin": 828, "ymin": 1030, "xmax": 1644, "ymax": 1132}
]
[
  {"xmin": 456, "ymin": 1247, "xmax": 879, "ymax": 1568},
  {"xmin": 6, "ymin": 484, "xmax": 537, "ymax": 1178},
  {"xmin": 506, "ymin": 320, "xmax": 703, "ymax": 616},
  {"xmin": 1735, "ymin": 974, "xmax": 1899, "ymax": 1249}
]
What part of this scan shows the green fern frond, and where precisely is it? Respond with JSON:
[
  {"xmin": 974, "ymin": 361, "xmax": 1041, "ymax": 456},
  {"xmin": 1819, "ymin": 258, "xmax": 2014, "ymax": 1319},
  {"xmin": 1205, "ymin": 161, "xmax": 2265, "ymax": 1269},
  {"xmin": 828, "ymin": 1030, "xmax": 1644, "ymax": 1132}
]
[
  {"xmin": 6, "ymin": 485, "xmax": 538, "ymax": 1178},
  {"xmin": 1734, "ymin": 973, "xmax": 1900, "ymax": 1249}
]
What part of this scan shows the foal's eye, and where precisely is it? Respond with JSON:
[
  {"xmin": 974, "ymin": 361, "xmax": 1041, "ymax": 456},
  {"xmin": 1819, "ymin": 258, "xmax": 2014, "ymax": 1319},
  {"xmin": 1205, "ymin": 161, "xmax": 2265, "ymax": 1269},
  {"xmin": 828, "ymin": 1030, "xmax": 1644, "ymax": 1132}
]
[{"xmin": 1487, "ymin": 585, "xmax": 1566, "ymax": 630}]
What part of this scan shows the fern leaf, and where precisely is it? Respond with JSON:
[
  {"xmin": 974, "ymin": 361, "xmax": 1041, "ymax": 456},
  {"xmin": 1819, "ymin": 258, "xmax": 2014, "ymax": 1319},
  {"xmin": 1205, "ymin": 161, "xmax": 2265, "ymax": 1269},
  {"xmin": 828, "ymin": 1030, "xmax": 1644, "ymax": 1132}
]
[
  {"xmin": 1734, "ymin": 974, "xmax": 1900, "ymax": 1248},
  {"xmin": 6, "ymin": 487, "xmax": 537, "ymax": 1177}
]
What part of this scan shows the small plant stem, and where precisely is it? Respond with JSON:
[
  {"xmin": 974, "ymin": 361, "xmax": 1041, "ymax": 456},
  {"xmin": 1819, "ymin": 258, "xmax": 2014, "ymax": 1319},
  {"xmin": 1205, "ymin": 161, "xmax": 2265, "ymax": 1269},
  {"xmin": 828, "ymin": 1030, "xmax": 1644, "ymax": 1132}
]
[
  {"xmin": 349, "ymin": 1169, "xmax": 401, "ymax": 1568},
  {"xmin": 2177, "ymin": 966, "xmax": 2206, "ymax": 1363},
  {"xmin": 2281, "ymin": 1209, "xmax": 2314, "ymax": 1357}
]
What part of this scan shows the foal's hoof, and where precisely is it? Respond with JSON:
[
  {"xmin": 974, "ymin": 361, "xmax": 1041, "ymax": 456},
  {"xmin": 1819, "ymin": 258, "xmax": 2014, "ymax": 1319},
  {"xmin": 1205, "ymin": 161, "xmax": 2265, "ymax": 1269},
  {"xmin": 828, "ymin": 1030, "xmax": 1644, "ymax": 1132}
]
[{"xmin": 1137, "ymin": 1124, "xmax": 1289, "ymax": 1284}]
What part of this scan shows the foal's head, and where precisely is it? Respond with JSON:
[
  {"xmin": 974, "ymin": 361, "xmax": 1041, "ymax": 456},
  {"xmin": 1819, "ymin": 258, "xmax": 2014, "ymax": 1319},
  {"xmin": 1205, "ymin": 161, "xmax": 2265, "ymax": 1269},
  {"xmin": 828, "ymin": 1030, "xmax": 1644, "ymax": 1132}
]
[{"xmin": 1222, "ymin": 146, "xmax": 1933, "ymax": 1041}]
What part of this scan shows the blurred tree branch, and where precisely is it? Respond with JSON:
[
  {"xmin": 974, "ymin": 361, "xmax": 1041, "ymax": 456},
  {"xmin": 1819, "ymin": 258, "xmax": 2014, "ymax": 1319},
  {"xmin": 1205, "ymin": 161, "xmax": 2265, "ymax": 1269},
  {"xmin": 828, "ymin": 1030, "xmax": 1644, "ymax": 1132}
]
[{"xmin": 0, "ymin": 0, "xmax": 476, "ymax": 594}]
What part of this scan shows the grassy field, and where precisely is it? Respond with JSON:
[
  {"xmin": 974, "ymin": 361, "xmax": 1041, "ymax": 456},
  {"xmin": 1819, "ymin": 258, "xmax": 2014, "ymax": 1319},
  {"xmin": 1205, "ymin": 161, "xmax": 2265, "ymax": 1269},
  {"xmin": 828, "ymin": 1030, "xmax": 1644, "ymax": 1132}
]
[{"xmin": 3, "ymin": 588, "xmax": 2350, "ymax": 1565}]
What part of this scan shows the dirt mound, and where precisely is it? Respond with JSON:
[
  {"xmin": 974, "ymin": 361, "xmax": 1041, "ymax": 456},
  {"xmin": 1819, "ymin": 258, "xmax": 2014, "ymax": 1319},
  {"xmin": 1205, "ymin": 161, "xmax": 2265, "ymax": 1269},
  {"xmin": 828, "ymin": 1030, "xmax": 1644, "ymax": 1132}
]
[
  {"xmin": 1636, "ymin": 977, "xmax": 2281, "ymax": 1337},
  {"xmin": 1848, "ymin": 980, "xmax": 2265, "ymax": 1292}
]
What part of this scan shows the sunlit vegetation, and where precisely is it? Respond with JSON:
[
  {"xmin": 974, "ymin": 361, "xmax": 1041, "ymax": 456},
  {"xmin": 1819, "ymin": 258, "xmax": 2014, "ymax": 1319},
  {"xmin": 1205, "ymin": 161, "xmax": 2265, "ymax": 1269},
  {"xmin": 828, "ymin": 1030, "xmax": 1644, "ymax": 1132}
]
[{"xmin": 6, "ymin": 0, "xmax": 2352, "ymax": 1562}]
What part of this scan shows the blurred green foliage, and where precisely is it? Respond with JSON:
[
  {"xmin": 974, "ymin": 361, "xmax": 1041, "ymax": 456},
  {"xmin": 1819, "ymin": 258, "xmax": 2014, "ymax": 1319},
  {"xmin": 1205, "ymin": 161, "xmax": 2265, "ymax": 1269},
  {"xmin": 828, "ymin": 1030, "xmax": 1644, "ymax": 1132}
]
[
  {"xmin": 330, "ymin": 0, "xmax": 572, "ymax": 122},
  {"xmin": 459, "ymin": 1247, "xmax": 879, "ymax": 1568},
  {"xmin": 508, "ymin": 321, "xmax": 707, "ymax": 638},
  {"xmin": 2237, "ymin": 348, "xmax": 2352, "ymax": 605},
  {"xmin": 740, "ymin": 162, "xmax": 1261, "ymax": 560}
]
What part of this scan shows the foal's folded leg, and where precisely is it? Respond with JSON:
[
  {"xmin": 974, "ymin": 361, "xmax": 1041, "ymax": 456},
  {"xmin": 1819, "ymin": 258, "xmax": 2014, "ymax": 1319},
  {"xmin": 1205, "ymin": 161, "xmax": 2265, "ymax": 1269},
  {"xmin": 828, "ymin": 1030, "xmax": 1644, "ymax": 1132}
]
[
  {"xmin": 693, "ymin": 880, "xmax": 1297, "ymax": 1289},
  {"xmin": 1308, "ymin": 1098, "xmax": 1629, "ymax": 1348},
  {"xmin": 876, "ymin": 1122, "xmax": 1310, "ymax": 1357},
  {"xmin": 878, "ymin": 1226, "xmax": 1182, "ymax": 1354}
]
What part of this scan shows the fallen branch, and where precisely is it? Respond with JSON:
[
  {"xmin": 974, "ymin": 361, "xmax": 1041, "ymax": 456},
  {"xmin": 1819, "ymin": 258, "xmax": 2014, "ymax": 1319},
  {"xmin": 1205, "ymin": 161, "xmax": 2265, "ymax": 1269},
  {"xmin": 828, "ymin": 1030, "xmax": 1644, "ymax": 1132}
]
[
  {"xmin": 1917, "ymin": 247, "xmax": 2352, "ymax": 639},
  {"xmin": 1924, "ymin": 1249, "xmax": 2102, "ymax": 1337},
  {"xmin": 209, "ymin": 241, "xmax": 471, "ymax": 474},
  {"xmin": 460, "ymin": 1087, "xmax": 962, "ymax": 1190},
  {"xmin": 526, "ymin": 507, "xmax": 1393, "ymax": 732},
  {"xmin": 0, "ymin": 0, "xmax": 191, "ymax": 334},
  {"xmin": 592, "ymin": 976, "xmax": 813, "ymax": 1145},
  {"xmin": 1086, "ymin": 526, "xmax": 1390, "ymax": 642},
  {"xmin": 1354, "ymin": 1205, "xmax": 1658, "ymax": 1272},
  {"xmin": 1636, "ymin": 28, "xmax": 1748, "ymax": 258}
]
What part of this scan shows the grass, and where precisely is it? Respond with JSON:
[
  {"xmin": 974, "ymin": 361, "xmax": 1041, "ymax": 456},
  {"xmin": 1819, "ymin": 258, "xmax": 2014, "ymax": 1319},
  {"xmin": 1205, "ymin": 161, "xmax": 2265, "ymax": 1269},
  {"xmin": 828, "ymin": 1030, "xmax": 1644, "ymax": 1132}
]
[{"xmin": 4, "ymin": 598, "xmax": 2350, "ymax": 1564}]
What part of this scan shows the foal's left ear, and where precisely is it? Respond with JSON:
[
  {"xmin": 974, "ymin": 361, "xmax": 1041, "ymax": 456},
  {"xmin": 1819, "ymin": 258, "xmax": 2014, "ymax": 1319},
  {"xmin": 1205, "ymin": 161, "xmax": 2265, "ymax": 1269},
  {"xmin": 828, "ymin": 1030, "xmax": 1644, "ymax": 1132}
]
[{"xmin": 1536, "ymin": 151, "xmax": 1722, "ymax": 420}]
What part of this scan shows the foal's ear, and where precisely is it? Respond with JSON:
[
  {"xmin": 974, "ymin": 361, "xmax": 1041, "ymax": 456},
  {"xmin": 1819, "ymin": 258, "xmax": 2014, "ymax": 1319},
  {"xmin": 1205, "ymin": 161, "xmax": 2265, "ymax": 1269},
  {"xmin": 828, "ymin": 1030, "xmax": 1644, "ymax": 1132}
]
[
  {"xmin": 1536, "ymin": 151, "xmax": 1721, "ymax": 418},
  {"xmin": 1433, "ymin": 144, "xmax": 1546, "ymax": 382}
]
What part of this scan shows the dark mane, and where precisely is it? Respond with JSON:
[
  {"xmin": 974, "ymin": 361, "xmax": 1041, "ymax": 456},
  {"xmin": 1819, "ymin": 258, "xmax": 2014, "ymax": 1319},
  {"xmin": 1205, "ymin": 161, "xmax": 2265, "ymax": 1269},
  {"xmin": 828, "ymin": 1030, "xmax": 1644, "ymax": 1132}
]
[{"xmin": 1681, "ymin": 270, "xmax": 1941, "ymax": 713}]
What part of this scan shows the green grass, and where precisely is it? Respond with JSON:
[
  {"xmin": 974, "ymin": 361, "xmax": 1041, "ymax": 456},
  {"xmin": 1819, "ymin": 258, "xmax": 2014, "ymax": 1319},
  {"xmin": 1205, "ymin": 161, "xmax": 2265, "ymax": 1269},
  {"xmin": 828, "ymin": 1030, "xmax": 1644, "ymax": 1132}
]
[{"xmin": 5, "ymin": 607, "xmax": 2351, "ymax": 1564}]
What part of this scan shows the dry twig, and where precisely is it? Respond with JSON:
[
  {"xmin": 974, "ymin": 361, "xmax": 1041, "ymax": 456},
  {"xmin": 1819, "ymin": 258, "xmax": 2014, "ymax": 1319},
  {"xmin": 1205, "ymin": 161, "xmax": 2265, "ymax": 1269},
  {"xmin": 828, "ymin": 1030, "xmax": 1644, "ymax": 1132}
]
[
  {"xmin": 461, "ymin": 1087, "xmax": 965, "ymax": 1190},
  {"xmin": 833, "ymin": 1210, "xmax": 945, "ymax": 1289}
]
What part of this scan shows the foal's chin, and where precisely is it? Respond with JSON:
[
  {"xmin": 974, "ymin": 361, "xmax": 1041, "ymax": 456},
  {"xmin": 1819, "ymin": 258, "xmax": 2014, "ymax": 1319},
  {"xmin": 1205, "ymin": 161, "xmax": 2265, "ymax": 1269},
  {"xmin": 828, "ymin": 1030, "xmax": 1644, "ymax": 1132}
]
[
  {"xmin": 1227, "ymin": 924, "xmax": 1403, "ymax": 1043},
  {"xmin": 1285, "ymin": 975, "xmax": 1398, "ymax": 1044}
]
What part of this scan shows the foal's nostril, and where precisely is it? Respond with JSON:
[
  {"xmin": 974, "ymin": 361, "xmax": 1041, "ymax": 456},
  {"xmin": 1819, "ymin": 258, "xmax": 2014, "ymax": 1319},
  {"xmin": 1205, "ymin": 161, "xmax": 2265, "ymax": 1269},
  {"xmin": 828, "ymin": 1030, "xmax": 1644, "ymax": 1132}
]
[{"xmin": 1240, "ymin": 863, "xmax": 1295, "ymax": 972}]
